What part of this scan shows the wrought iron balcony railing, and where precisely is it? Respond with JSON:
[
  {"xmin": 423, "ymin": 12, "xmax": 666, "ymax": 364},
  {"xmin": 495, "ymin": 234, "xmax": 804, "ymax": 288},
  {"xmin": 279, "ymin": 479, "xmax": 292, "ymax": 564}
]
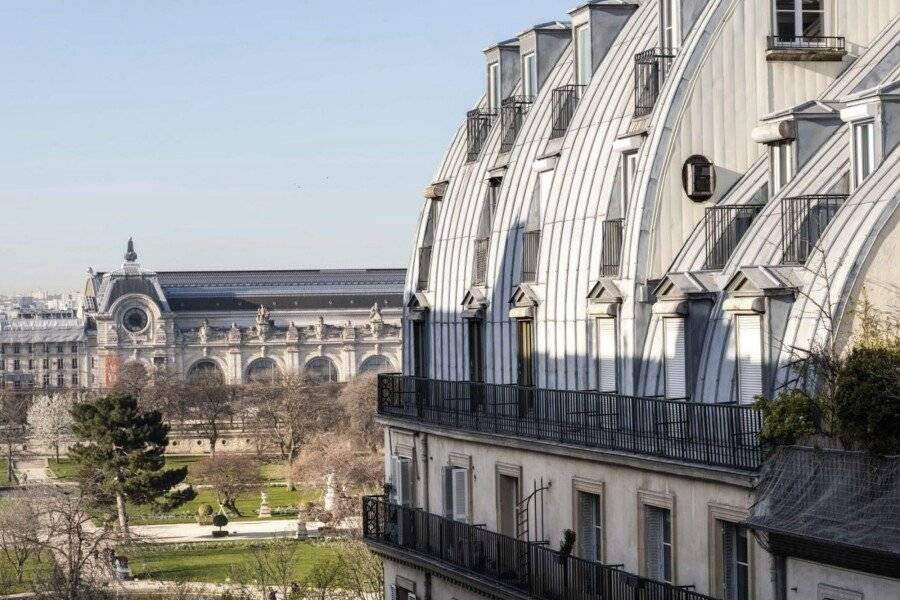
[
  {"xmin": 599, "ymin": 218, "xmax": 624, "ymax": 277},
  {"xmin": 377, "ymin": 374, "xmax": 763, "ymax": 471},
  {"xmin": 766, "ymin": 35, "xmax": 846, "ymax": 51},
  {"xmin": 500, "ymin": 96, "xmax": 534, "ymax": 153},
  {"xmin": 520, "ymin": 230, "xmax": 540, "ymax": 282},
  {"xmin": 634, "ymin": 48, "xmax": 676, "ymax": 118},
  {"xmin": 466, "ymin": 109, "xmax": 497, "ymax": 162},
  {"xmin": 704, "ymin": 205, "xmax": 765, "ymax": 270},
  {"xmin": 363, "ymin": 496, "xmax": 718, "ymax": 600},
  {"xmin": 550, "ymin": 84, "xmax": 586, "ymax": 139},
  {"xmin": 780, "ymin": 194, "xmax": 847, "ymax": 265}
]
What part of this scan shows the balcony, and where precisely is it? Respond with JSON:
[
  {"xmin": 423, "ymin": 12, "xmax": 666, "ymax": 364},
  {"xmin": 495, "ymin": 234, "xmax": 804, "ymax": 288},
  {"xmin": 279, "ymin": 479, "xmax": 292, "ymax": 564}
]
[
  {"xmin": 766, "ymin": 36, "xmax": 846, "ymax": 62},
  {"xmin": 377, "ymin": 374, "xmax": 764, "ymax": 471},
  {"xmin": 599, "ymin": 218, "xmax": 624, "ymax": 277},
  {"xmin": 467, "ymin": 109, "xmax": 497, "ymax": 162},
  {"xmin": 500, "ymin": 96, "xmax": 534, "ymax": 153},
  {"xmin": 704, "ymin": 205, "xmax": 765, "ymax": 270},
  {"xmin": 634, "ymin": 48, "xmax": 676, "ymax": 118},
  {"xmin": 550, "ymin": 85, "xmax": 585, "ymax": 139},
  {"xmin": 363, "ymin": 496, "xmax": 718, "ymax": 600},
  {"xmin": 780, "ymin": 194, "xmax": 847, "ymax": 265}
]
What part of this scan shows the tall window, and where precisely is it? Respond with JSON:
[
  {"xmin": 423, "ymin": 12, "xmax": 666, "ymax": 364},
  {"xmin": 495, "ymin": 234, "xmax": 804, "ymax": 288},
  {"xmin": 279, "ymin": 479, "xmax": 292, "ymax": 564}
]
[
  {"xmin": 660, "ymin": 0, "xmax": 679, "ymax": 52},
  {"xmin": 467, "ymin": 319, "xmax": 484, "ymax": 383},
  {"xmin": 411, "ymin": 320, "xmax": 428, "ymax": 378},
  {"xmin": 720, "ymin": 522, "xmax": 750, "ymax": 600},
  {"xmin": 496, "ymin": 473, "xmax": 519, "ymax": 537},
  {"xmin": 621, "ymin": 151, "xmax": 638, "ymax": 213},
  {"xmin": 417, "ymin": 201, "xmax": 439, "ymax": 291},
  {"xmin": 522, "ymin": 52, "xmax": 537, "ymax": 97},
  {"xmin": 443, "ymin": 466, "xmax": 469, "ymax": 522},
  {"xmin": 575, "ymin": 24, "xmax": 592, "ymax": 85},
  {"xmin": 596, "ymin": 318, "xmax": 617, "ymax": 393},
  {"xmin": 390, "ymin": 456, "xmax": 415, "ymax": 506},
  {"xmin": 520, "ymin": 184, "xmax": 542, "ymax": 283},
  {"xmin": 771, "ymin": 141, "xmax": 794, "ymax": 194},
  {"xmin": 516, "ymin": 319, "xmax": 535, "ymax": 392},
  {"xmin": 644, "ymin": 506, "xmax": 673, "ymax": 583},
  {"xmin": 488, "ymin": 62, "xmax": 501, "ymax": 112},
  {"xmin": 577, "ymin": 491, "xmax": 603, "ymax": 562},
  {"xmin": 852, "ymin": 120, "xmax": 875, "ymax": 189},
  {"xmin": 774, "ymin": 0, "xmax": 824, "ymax": 41},
  {"xmin": 472, "ymin": 187, "xmax": 496, "ymax": 286},
  {"xmin": 735, "ymin": 315, "xmax": 763, "ymax": 405},
  {"xmin": 663, "ymin": 317, "xmax": 687, "ymax": 399},
  {"xmin": 305, "ymin": 357, "xmax": 338, "ymax": 382}
]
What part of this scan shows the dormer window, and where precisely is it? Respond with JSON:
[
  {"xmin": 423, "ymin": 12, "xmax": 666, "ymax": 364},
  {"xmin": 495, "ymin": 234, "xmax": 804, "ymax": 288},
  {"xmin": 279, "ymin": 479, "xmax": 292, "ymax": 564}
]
[
  {"xmin": 520, "ymin": 184, "xmax": 542, "ymax": 283},
  {"xmin": 575, "ymin": 24, "xmax": 592, "ymax": 86},
  {"xmin": 522, "ymin": 52, "xmax": 537, "ymax": 98},
  {"xmin": 621, "ymin": 151, "xmax": 637, "ymax": 208},
  {"xmin": 417, "ymin": 201, "xmax": 440, "ymax": 291},
  {"xmin": 682, "ymin": 155, "xmax": 716, "ymax": 201},
  {"xmin": 488, "ymin": 62, "xmax": 501, "ymax": 112},
  {"xmin": 660, "ymin": 0, "xmax": 679, "ymax": 52},
  {"xmin": 771, "ymin": 140, "xmax": 794, "ymax": 194},
  {"xmin": 773, "ymin": 0, "xmax": 823, "ymax": 43},
  {"xmin": 852, "ymin": 120, "xmax": 875, "ymax": 189}
]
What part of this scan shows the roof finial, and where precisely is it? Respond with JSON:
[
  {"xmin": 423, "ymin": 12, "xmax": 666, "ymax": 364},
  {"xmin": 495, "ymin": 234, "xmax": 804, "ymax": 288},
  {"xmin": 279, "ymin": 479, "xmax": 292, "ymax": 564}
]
[{"xmin": 124, "ymin": 237, "xmax": 138, "ymax": 262}]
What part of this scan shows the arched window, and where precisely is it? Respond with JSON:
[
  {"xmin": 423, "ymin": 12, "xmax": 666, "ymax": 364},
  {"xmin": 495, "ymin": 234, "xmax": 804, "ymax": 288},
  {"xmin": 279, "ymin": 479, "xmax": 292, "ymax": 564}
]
[
  {"xmin": 359, "ymin": 355, "xmax": 392, "ymax": 374},
  {"xmin": 246, "ymin": 357, "xmax": 281, "ymax": 383},
  {"xmin": 417, "ymin": 201, "xmax": 440, "ymax": 291},
  {"xmin": 187, "ymin": 359, "xmax": 224, "ymax": 383},
  {"xmin": 305, "ymin": 357, "xmax": 339, "ymax": 382}
]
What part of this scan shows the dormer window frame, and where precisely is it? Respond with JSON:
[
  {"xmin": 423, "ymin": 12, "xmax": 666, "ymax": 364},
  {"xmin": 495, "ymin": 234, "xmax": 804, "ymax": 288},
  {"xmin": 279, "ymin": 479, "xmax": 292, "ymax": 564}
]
[
  {"xmin": 851, "ymin": 119, "xmax": 876, "ymax": 190},
  {"xmin": 574, "ymin": 23, "xmax": 592, "ymax": 86},
  {"xmin": 770, "ymin": 139, "xmax": 795, "ymax": 196},
  {"xmin": 488, "ymin": 61, "xmax": 501, "ymax": 113},
  {"xmin": 772, "ymin": 0, "xmax": 826, "ymax": 42},
  {"xmin": 522, "ymin": 52, "xmax": 537, "ymax": 98},
  {"xmin": 621, "ymin": 150, "xmax": 638, "ymax": 212}
]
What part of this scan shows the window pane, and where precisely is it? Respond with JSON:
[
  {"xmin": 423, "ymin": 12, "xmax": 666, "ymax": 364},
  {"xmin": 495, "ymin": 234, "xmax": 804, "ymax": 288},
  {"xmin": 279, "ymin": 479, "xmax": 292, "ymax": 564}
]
[
  {"xmin": 576, "ymin": 25, "xmax": 591, "ymax": 85},
  {"xmin": 801, "ymin": 12, "xmax": 823, "ymax": 37},
  {"xmin": 776, "ymin": 12, "xmax": 796, "ymax": 39}
]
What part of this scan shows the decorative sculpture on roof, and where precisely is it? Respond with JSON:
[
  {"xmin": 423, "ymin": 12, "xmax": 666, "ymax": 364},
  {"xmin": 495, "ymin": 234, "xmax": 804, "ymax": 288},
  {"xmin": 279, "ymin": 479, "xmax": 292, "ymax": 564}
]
[
  {"xmin": 124, "ymin": 238, "xmax": 138, "ymax": 262},
  {"xmin": 342, "ymin": 321, "xmax": 356, "ymax": 341},
  {"xmin": 369, "ymin": 302, "xmax": 384, "ymax": 337},
  {"xmin": 255, "ymin": 305, "xmax": 271, "ymax": 340},
  {"xmin": 286, "ymin": 320, "xmax": 300, "ymax": 342},
  {"xmin": 314, "ymin": 315, "xmax": 326, "ymax": 340},
  {"xmin": 198, "ymin": 319, "xmax": 210, "ymax": 344},
  {"xmin": 228, "ymin": 322, "xmax": 242, "ymax": 343}
]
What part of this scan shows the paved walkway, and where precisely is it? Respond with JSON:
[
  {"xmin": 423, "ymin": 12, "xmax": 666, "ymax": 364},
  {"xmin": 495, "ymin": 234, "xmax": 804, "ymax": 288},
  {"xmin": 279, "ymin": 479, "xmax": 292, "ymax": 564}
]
[
  {"xmin": 12, "ymin": 458, "xmax": 51, "ymax": 484},
  {"xmin": 131, "ymin": 518, "xmax": 304, "ymax": 543}
]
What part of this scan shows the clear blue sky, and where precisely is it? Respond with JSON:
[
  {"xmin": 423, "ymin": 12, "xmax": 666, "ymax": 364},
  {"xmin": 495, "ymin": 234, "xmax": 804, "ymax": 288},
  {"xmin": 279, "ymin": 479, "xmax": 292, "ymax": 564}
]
[{"xmin": 0, "ymin": 1, "xmax": 574, "ymax": 294}]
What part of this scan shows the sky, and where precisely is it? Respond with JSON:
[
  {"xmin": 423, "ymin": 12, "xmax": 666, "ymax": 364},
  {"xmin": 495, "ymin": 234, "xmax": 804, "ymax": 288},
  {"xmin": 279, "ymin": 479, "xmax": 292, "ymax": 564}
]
[{"xmin": 0, "ymin": 1, "xmax": 576, "ymax": 295}]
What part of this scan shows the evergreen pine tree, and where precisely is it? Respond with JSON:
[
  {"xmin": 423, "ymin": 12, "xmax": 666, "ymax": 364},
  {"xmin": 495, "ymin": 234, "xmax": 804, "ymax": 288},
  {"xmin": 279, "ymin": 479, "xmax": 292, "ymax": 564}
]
[{"xmin": 69, "ymin": 393, "xmax": 194, "ymax": 541}]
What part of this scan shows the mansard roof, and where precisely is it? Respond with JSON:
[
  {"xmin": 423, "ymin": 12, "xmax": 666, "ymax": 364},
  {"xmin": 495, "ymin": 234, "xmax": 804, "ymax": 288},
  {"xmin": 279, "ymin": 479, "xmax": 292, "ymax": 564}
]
[{"xmin": 0, "ymin": 319, "xmax": 86, "ymax": 343}]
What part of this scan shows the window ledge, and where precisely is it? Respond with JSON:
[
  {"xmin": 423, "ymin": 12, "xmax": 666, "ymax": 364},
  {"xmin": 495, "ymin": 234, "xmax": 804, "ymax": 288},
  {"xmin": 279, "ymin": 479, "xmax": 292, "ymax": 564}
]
[{"xmin": 765, "ymin": 47, "xmax": 847, "ymax": 62}]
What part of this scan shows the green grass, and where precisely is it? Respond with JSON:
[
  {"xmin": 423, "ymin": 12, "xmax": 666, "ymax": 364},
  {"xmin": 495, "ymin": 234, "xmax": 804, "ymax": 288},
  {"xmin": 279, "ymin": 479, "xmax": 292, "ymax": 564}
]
[
  {"xmin": 50, "ymin": 456, "xmax": 204, "ymax": 483},
  {"xmin": 0, "ymin": 551, "xmax": 51, "ymax": 595},
  {"xmin": 122, "ymin": 540, "xmax": 338, "ymax": 584}
]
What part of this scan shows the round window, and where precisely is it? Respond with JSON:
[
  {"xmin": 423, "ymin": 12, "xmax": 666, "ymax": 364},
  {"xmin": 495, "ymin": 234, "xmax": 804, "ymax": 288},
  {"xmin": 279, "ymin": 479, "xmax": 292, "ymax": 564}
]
[
  {"xmin": 122, "ymin": 307, "xmax": 149, "ymax": 333},
  {"xmin": 681, "ymin": 155, "xmax": 716, "ymax": 202}
]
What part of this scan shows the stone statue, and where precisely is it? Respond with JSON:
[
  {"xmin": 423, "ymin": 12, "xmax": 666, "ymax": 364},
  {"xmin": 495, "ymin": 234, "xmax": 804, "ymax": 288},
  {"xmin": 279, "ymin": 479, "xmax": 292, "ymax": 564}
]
[
  {"xmin": 286, "ymin": 320, "xmax": 300, "ymax": 342},
  {"xmin": 369, "ymin": 303, "xmax": 384, "ymax": 337},
  {"xmin": 255, "ymin": 305, "xmax": 270, "ymax": 328},
  {"xmin": 369, "ymin": 302, "xmax": 383, "ymax": 322},
  {"xmin": 198, "ymin": 319, "xmax": 210, "ymax": 344},
  {"xmin": 258, "ymin": 490, "xmax": 272, "ymax": 519},
  {"xmin": 227, "ymin": 322, "xmax": 242, "ymax": 343},
  {"xmin": 342, "ymin": 321, "xmax": 356, "ymax": 340},
  {"xmin": 323, "ymin": 473, "xmax": 337, "ymax": 511},
  {"xmin": 314, "ymin": 316, "xmax": 326, "ymax": 340}
]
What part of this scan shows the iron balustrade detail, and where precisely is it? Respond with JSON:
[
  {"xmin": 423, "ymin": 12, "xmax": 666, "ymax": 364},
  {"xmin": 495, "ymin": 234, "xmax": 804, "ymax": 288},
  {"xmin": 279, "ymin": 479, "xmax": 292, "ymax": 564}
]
[
  {"xmin": 501, "ymin": 96, "xmax": 534, "ymax": 153},
  {"xmin": 550, "ymin": 85, "xmax": 586, "ymax": 139},
  {"xmin": 467, "ymin": 109, "xmax": 497, "ymax": 162},
  {"xmin": 363, "ymin": 496, "xmax": 718, "ymax": 600},
  {"xmin": 704, "ymin": 205, "xmax": 765, "ymax": 270},
  {"xmin": 634, "ymin": 48, "xmax": 676, "ymax": 118},
  {"xmin": 521, "ymin": 230, "xmax": 541, "ymax": 282},
  {"xmin": 599, "ymin": 219, "xmax": 624, "ymax": 277},
  {"xmin": 377, "ymin": 374, "xmax": 763, "ymax": 471},
  {"xmin": 780, "ymin": 194, "xmax": 847, "ymax": 265},
  {"xmin": 766, "ymin": 36, "xmax": 846, "ymax": 51}
]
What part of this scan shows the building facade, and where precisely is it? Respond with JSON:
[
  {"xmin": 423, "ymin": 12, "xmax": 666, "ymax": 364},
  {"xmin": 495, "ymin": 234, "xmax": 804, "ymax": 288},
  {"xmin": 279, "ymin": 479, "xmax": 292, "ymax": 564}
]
[
  {"xmin": 0, "ymin": 240, "xmax": 405, "ymax": 390},
  {"xmin": 367, "ymin": 2, "xmax": 900, "ymax": 600}
]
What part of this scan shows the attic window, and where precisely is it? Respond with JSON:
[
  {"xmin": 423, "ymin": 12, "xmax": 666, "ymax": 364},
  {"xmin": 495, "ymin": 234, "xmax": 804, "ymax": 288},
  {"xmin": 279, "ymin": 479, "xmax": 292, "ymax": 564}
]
[
  {"xmin": 522, "ymin": 52, "xmax": 537, "ymax": 97},
  {"xmin": 682, "ymin": 155, "xmax": 715, "ymax": 201},
  {"xmin": 852, "ymin": 120, "xmax": 875, "ymax": 189}
]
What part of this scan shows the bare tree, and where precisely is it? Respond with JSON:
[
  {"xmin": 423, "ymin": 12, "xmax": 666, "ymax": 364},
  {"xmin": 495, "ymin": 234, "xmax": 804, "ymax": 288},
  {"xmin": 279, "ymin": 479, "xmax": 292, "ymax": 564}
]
[
  {"xmin": 27, "ymin": 393, "xmax": 75, "ymax": 463},
  {"xmin": 183, "ymin": 373, "xmax": 234, "ymax": 456},
  {"xmin": 0, "ymin": 388, "xmax": 29, "ymax": 484},
  {"xmin": 333, "ymin": 540, "xmax": 384, "ymax": 600},
  {"xmin": 0, "ymin": 490, "xmax": 42, "ymax": 587},
  {"xmin": 111, "ymin": 361, "xmax": 150, "ymax": 400},
  {"xmin": 339, "ymin": 374, "xmax": 381, "ymax": 451},
  {"xmin": 193, "ymin": 454, "xmax": 263, "ymax": 517}
]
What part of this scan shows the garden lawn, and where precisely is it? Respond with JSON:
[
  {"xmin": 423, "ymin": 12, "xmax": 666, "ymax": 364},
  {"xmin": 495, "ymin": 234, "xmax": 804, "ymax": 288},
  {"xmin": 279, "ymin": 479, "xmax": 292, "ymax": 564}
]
[
  {"xmin": 0, "ymin": 552, "xmax": 51, "ymax": 595},
  {"xmin": 122, "ymin": 540, "xmax": 338, "ymax": 584},
  {"xmin": 50, "ymin": 456, "xmax": 203, "ymax": 483}
]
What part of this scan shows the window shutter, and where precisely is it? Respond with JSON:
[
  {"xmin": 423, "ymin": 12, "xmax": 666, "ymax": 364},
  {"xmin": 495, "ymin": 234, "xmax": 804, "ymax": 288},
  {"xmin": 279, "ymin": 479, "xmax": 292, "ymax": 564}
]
[
  {"xmin": 663, "ymin": 318, "xmax": 687, "ymax": 399},
  {"xmin": 389, "ymin": 456, "xmax": 401, "ymax": 503},
  {"xmin": 451, "ymin": 467, "xmax": 469, "ymax": 523},
  {"xmin": 736, "ymin": 315, "xmax": 763, "ymax": 405},
  {"xmin": 596, "ymin": 318, "xmax": 617, "ymax": 392},
  {"xmin": 644, "ymin": 507, "xmax": 664, "ymax": 580},
  {"xmin": 721, "ymin": 522, "xmax": 736, "ymax": 600},
  {"xmin": 407, "ymin": 595, "xmax": 417, "ymax": 600},
  {"xmin": 389, "ymin": 585, "xmax": 397, "ymax": 600},
  {"xmin": 442, "ymin": 467, "xmax": 454, "ymax": 518},
  {"xmin": 399, "ymin": 458, "xmax": 414, "ymax": 507},
  {"xmin": 577, "ymin": 492, "xmax": 598, "ymax": 561}
]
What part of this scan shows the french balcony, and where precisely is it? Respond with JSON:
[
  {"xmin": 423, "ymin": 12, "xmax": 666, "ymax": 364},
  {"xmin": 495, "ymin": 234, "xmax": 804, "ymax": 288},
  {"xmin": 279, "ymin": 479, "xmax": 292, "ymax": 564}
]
[
  {"xmin": 599, "ymin": 218, "xmax": 624, "ymax": 277},
  {"xmin": 766, "ymin": 36, "xmax": 846, "ymax": 62},
  {"xmin": 363, "ymin": 496, "xmax": 718, "ymax": 600},
  {"xmin": 500, "ymin": 96, "xmax": 534, "ymax": 153},
  {"xmin": 466, "ymin": 108, "xmax": 498, "ymax": 162},
  {"xmin": 633, "ymin": 48, "xmax": 676, "ymax": 118},
  {"xmin": 780, "ymin": 194, "xmax": 847, "ymax": 265},
  {"xmin": 550, "ymin": 84, "xmax": 586, "ymax": 139},
  {"xmin": 377, "ymin": 374, "xmax": 764, "ymax": 471},
  {"xmin": 704, "ymin": 205, "xmax": 765, "ymax": 270}
]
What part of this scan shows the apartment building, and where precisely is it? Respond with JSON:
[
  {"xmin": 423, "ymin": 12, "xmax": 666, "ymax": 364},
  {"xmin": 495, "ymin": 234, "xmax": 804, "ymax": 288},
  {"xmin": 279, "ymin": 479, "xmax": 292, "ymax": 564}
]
[{"xmin": 365, "ymin": 2, "xmax": 900, "ymax": 600}]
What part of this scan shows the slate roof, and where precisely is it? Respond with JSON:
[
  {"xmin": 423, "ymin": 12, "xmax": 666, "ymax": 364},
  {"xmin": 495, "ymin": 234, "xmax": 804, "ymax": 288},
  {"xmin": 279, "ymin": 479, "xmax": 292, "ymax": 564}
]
[{"xmin": 0, "ymin": 319, "xmax": 86, "ymax": 343}]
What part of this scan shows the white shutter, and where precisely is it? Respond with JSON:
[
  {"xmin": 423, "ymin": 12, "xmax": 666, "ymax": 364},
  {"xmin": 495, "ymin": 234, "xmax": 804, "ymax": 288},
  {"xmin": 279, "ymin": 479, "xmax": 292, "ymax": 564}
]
[
  {"xmin": 596, "ymin": 318, "xmax": 617, "ymax": 392},
  {"xmin": 663, "ymin": 318, "xmax": 687, "ymax": 399},
  {"xmin": 644, "ymin": 507, "xmax": 664, "ymax": 580},
  {"xmin": 389, "ymin": 456, "xmax": 401, "ymax": 503},
  {"xmin": 736, "ymin": 315, "xmax": 763, "ymax": 405},
  {"xmin": 399, "ymin": 458, "xmax": 414, "ymax": 507},
  {"xmin": 577, "ymin": 492, "xmax": 598, "ymax": 561},
  {"xmin": 389, "ymin": 585, "xmax": 397, "ymax": 600},
  {"xmin": 451, "ymin": 467, "xmax": 469, "ymax": 523}
]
